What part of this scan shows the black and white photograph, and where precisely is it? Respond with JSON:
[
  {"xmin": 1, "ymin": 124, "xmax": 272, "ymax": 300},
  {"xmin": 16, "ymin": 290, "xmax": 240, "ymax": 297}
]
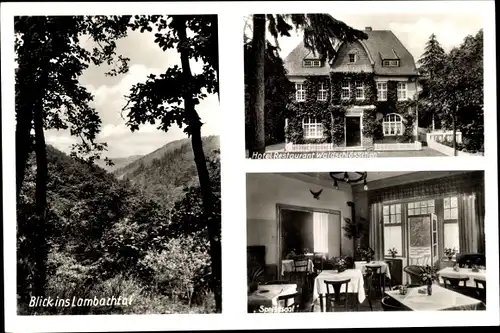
[
  {"xmin": 244, "ymin": 13, "xmax": 484, "ymax": 159},
  {"xmin": 12, "ymin": 14, "xmax": 221, "ymax": 315},
  {"xmin": 246, "ymin": 171, "xmax": 486, "ymax": 312}
]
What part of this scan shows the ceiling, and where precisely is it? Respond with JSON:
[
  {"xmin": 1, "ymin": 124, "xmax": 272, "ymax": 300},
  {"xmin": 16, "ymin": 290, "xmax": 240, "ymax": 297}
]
[{"xmin": 299, "ymin": 172, "xmax": 412, "ymax": 183}]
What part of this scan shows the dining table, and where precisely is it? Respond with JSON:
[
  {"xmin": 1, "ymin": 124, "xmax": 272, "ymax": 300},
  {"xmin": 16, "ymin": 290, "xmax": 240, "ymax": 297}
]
[
  {"xmin": 384, "ymin": 284, "xmax": 482, "ymax": 311},
  {"xmin": 312, "ymin": 269, "xmax": 365, "ymax": 312},
  {"xmin": 354, "ymin": 260, "xmax": 392, "ymax": 280},
  {"xmin": 437, "ymin": 267, "xmax": 486, "ymax": 288},
  {"xmin": 247, "ymin": 283, "xmax": 298, "ymax": 313}
]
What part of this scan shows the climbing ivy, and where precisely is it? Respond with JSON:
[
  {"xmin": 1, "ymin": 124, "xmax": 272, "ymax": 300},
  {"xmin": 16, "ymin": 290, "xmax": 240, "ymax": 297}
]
[
  {"xmin": 285, "ymin": 76, "xmax": 347, "ymax": 144},
  {"xmin": 330, "ymin": 72, "xmax": 377, "ymax": 106},
  {"xmin": 287, "ymin": 76, "xmax": 416, "ymax": 144},
  {"xmin": 362, "ymin": 80, "xmax": 417, "ymax": 142}
]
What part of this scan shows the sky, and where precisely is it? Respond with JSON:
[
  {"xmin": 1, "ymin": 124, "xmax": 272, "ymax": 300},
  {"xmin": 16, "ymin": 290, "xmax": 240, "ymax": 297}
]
[
  {"xmin": 243, "ymin": 13, "xmax": 484, "ymax": 63},
  {"xmin": 45, "ymin": 25, "xmax": 220, "ymax": 158}
]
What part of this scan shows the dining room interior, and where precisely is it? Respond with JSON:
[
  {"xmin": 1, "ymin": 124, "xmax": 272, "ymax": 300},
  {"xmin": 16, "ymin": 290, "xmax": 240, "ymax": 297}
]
[{"xmin": 246, "ymin": 170, "xmax": 486, "ymax": 313}]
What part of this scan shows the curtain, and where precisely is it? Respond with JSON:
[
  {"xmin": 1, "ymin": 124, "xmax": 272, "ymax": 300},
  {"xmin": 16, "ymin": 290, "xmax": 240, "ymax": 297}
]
[
  {"xmin": 313, "ymin": 212, "xmax": 328, "ymax": 253},
  {"xmin": 368, "ymin": 202, "xmax": 384, "ymax": 260},
  {"xmin": 458, "ymin": 185, "xmax": 485, "ymax": 254}
]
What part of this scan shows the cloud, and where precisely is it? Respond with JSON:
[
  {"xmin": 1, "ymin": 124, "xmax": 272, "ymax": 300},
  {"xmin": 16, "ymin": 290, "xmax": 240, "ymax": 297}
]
[{"xmin": 46, "ymin": 28, "xmax": 219, "ymax": 158}]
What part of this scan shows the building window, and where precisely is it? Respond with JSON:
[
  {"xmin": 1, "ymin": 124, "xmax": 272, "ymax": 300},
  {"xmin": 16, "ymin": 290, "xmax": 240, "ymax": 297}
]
[
  {"xmin": 341, "ymin": 81, "xmax": 350, "ymax": 100},
  {"xmin": 355, "ymin": 81, "xmax": 364, "ymax": 100},
  {"xmin": 302, "ymin": 118, "xmax": 323, "ymax": 139},
  {"xmin": 443, "ymin": 196, "xmax": 459, "ymax": 254},
  {"xmin": 397, "ymin": 82, "xmax": 407, "ymax": 100},
  {"xmin": 296, "ymin": 83, "xmax": 306, "ymax": 101},
  {"xmin": 317, "ymin": 83, "xmax": 328, "ymax": 101},
  {"xmin": 377, "ymin": 82, "xmax": 387, "ymax": 101},
  {"xmin": 383, "ymin": 59, "xmax": 400, "ymax": 67},
  {"xmin": 408, "ymin": 200, "xmax": 435, "ymax": 215},
  {"xmin": 303, "ymin": 59, "xmax": 321, "ymax": 68},
  {"xmin": 348, "ymin": 54, "xmax": 356, "ymax": 63},
  {"xmin": 383, "ymin": 204, "xmax": 402, "ymax": 257},
  {"xmin": 382, "ymin": 113, "xmax": 403, "ymax": 136}
]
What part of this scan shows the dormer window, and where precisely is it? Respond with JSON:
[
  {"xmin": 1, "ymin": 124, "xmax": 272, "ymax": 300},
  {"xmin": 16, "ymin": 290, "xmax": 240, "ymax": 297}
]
[
  {"xmin": 348, "ymin": 54, "xmax": 357, "ymax": 63},
  {"xmin": 303, "ymin": 59, "xmax": 322, "ymax": 68},
  {"xmin": 383, "ymin": 59, "xmax": 400, "ymax": 67}
]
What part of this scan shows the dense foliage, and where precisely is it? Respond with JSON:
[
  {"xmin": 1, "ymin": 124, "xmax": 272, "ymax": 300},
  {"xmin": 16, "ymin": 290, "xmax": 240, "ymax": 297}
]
[
  {"xmin": 17, "ymin": 144, "xmax": 220, "ymax": 314},
  {"xmin": 417, "ymin": 30, "xmax": 484, "ymax": 153},
  {"xmin": 244, "ymin": 41, "xmax": 295, "ymax": 147}
]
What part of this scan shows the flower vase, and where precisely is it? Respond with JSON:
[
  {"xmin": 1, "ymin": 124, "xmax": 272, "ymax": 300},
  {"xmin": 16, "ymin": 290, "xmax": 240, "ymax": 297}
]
[
  {"xmin": 338, "ymin": 267, "xmax": 345, "ymax": 273},
  {"xmin": 426, "ymin": 282, "xmax": 433, "ymax": 296},
  {"xmin": 391, "ymin": 254, "xmax": 396, "ymax": 259}
]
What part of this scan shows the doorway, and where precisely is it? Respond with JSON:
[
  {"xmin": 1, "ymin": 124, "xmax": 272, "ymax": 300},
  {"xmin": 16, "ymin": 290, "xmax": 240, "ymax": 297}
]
[
  {"xmin": 276, "ymin": 204, "xmax": 341, "ymax": 276},
  {"xmin": 345, "ymin": 116, "xmax": 361, "ymax": 147}
]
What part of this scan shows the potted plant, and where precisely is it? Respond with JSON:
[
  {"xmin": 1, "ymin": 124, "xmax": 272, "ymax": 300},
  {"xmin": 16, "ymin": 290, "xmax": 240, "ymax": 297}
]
[
  {"xmin": 444, "ymin": 247, "xmax": 457, "ymax": 261},
  {"xmin": 419, "ymin": 265, "xmax": 438, "ymax": 296},
  {"xmin": 388, "ymin": 248, "xmax": 398, "ymax": 258},
  {"xmin": 342, "ymin": 217, "xmax": 368, "ymax": 254},
  {"xmin": 357, "ymin": 247, "xmax": 375, "ymax": 263},
  {"xmin": 247, "ymin": 266, "xmax": 264, "ymax": 295},
  {"xmin": 285, "ymin": 249, "xmax": 297, "ymax": 259},
  {"xmin": 334, "ymin": 256, "xmax": 347, "ymax": 273}
]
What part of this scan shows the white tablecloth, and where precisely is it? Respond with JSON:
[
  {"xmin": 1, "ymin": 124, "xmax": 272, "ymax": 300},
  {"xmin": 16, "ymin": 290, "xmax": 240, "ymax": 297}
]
[
  {"xmin": 248, "ymin": 284, "xmax": 298, "ymax": 309},
  {"xmin": 385, "ymin": 284, "xmax": 481, "ymax": 311},
  {"xmin": 354, "ymin": 261, "xmax": 392, "ymax": 280},
  {"xmin": 281, "ymin": 259, "xmax": 314, "ymax": 275},
  {"xmin": 437, "ymin": 267, "xmax": 486, "ymax": 288},
  {"xmin": 313, "ymin": 269, "xmax": 366, "ymax": 304}
]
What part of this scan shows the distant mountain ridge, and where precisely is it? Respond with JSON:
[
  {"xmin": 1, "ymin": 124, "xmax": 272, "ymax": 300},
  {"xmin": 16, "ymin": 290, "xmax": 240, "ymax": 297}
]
[
  {"xmin": 94, "ymin": 155, "xmax": 143, "ymax": 172},
  {"xmin": 113, "ymin": 135, "xmax": 220, "ymax": 209}
]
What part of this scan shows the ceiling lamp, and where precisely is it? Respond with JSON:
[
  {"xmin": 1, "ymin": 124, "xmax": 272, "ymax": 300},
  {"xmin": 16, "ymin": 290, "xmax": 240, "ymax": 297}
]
[{"xmin": 329, "ymin": 172, "xmax": 368, "ymax": 191}]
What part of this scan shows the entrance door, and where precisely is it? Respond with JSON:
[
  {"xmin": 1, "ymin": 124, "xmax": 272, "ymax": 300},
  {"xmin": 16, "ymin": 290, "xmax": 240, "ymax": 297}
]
[{"xmin": 345, "ymin": 116, "xmax": 361, "ymax": 147}]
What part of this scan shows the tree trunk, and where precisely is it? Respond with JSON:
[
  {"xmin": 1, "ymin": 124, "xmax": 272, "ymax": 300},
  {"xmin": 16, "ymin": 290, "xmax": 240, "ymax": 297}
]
[
  {"xmin": 452, "ymin": 106, "xmax": 457, "ymax": 156},
  {"xmin": 248, "ymin": 14, "xmax": 266, "ymax": 158},
  {"xmin": 32, "ymin": 104, "xmax": 49, "ymax": 299},
  {"xmin": 176, "ymin": 17, "xmax": 222, "ymax": 313}
]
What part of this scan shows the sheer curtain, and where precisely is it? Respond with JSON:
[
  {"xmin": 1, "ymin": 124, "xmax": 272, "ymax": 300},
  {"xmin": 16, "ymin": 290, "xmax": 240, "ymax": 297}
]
[
  {"xmin": 459, "ymin": 190, "xmax": 485, "ymax": 254},
  {"xmin": 369, "ymin": 202, "xmax": 384, "ymax": 260},
  {"xmin": 313, "ymin": 212, "xmax": 328, "ymax": 253}
]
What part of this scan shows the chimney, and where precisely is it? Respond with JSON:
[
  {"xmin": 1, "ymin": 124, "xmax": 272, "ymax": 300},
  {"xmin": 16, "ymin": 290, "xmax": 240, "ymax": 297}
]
[{"xmin": 365, "ymin": 27, "xmax": 372, "ymax": 31}]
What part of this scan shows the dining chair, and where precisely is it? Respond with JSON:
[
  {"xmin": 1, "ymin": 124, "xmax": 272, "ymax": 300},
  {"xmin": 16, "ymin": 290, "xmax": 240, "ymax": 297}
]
[
  {"xmin": 381, "ymin": 296, "xmax": 405, "ymax": 311},
  {"xmin": 292, "ymin": 258, "xmax": 312, "ymax": 291},
  {"xmin": 313, "ymin": 253, "xmax": 325, "ymax": 273},
  {"xmin": 324, "ymin": 278, "xmax": 351, "ymax": 312},
  {"xmin": 474, "ymin": 279, "xmax": 486, "ymax": 303},
  {"xmin": 363, "ymin": 269, "xmax": 374, "ymax": 311},
  {"xmin": 404, "ymin": 265, "xmax": 425, "ymax": 285},
  {"xmin": 441, "ymin": 276, "xmax": 469, "ymax": 291},
  {"xmin": 384, "ymin": 260, "xmax": 394, "ymax": 290},
  {"xmin": 277, "ymin": 292, "xmax": 301, "ymax": 313},
  {"xmin": 366, "ymin": 265, "xmax": 384, "ymax": 296}
]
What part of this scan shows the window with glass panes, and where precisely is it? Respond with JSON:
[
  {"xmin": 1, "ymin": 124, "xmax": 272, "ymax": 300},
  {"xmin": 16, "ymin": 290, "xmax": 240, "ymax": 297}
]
[
  {"xmin": 408, "ymin": 200, "xmax": 435, "ymax": 215},
  {"xmin": 383, "ymin": 204, "xmax": 402, "ymax": 257},
  {"xmin": 443, "ymin": 196, "xmax": 459, "ymax": 254},
  {"xmin": 355, "ymin": 81, "xmax": 364, "ymax": 100},
  {"xmin": 295, "ymin": 83, "xmax": 306, "ymax": 101},
  {"xmin": 302, "ymin": 118, "xmax": 323, "ymax": 139},
  {"xmin": 341, "ymin": 81, "xmax": 350, "ymax": 100},
  {"xmin": 317, "ymin": 83, "xmax": 328, "ymax": 101}
]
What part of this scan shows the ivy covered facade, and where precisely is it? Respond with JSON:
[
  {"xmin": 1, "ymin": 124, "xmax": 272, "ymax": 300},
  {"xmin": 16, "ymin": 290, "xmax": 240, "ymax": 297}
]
[{"xmin": 283, "ymin": 28, "xmax": 420, "ymax": 149}]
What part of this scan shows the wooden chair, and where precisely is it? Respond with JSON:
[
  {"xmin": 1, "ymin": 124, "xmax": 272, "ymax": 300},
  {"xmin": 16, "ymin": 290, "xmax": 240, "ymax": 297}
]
[
  {"xmin": 313, "ymin": 253, "xmax": 325, "ymax": 273},
  {"xmin": 474, "ymin": 279, "xmax": 486, "ymax": 303},
  {"xmin": 366, "ymin": 265, "xmax": 384, "ymax": 296},
  {"xmin": 364, "ymin": 269, "xmax": 375, "ymax": 311},
  {"xmin": 441, "ymin": 276, "xmax": 469, "ymax": 291},
  {"xmin": 381, "ymin": 296, "xmax": 405, "ymax": 311},
  {"xmin": 291, "ymin": 258, "xmax": 311, "ymax": 290},
  {"xmin": 324, "ymin": 278, "xmax": 351, "ymax": 312},
  {"xmin": 384, "ymin": 261, "xmax": 394, "ymax": 290},
  {"xmin": 277, "ymin": 292, "xmax": 301, "ymax": 313}
]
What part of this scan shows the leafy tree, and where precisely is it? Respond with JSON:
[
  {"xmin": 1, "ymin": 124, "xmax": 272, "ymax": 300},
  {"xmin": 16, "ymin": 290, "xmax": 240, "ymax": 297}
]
[
  {"xmin": 122, "ymin": 15, "xmax": 221, "ymax": 312},
  {"xmin": 15, "ymin": 15, "xmax": 131, "ymax": 298},
  {"xmin": 244, "ymin": 39, "xmax": 295, "ymax": 147},
  {"xmin": 417, "ymin": 34, "xmax": 447, "ymax": 129},
  {"xmin": 432, "ymin": 30, "xmax": 484, "ymax": 154},
  {"xmin": 247, "ymin": 14, "xmax": 368, "ymax": 156}
]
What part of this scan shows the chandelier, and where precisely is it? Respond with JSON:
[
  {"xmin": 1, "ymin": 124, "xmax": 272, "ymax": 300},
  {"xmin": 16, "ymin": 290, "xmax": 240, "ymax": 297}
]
[{"xmin": 329, "ymin": 172, "xmax": 368, "ymax": 191}]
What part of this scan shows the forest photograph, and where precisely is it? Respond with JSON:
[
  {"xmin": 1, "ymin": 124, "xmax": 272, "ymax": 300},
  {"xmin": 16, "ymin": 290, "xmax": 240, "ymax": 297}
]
[{"xmin": 13, "ymin": 14, "xmax": 221, "ymax": 315}]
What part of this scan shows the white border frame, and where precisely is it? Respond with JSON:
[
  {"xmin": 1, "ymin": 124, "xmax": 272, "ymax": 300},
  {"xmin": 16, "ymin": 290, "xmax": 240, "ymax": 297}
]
[{"xmin": 2, "ymin": 1, "xmax": 498, "ymax": 331}]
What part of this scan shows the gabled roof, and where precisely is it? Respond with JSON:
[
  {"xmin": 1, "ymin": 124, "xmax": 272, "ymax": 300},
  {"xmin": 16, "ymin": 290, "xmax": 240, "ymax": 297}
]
[{"xmin": 284, "ymin": 29, "xmax": 418, "ymax": 77}]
